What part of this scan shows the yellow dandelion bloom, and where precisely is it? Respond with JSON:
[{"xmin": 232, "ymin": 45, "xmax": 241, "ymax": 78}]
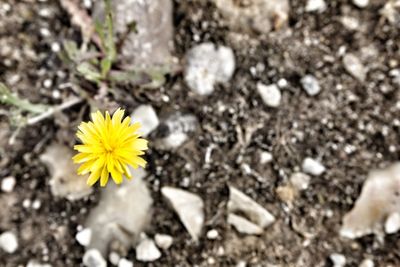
[{"xmin": 73, "ymin": 108, "xmax": 148, "ymax": 187}]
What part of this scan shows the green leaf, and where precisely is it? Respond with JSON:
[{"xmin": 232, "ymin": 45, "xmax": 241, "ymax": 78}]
[
  {"xmin": 0, "ymin": 83, "xmax": 47, "ymax": 114},
  {"xmin": 100, "ymin": 58, "xmax": 112, "ymax": 78},
  {"xmin": 77, "ymin": 62, "xmax": 102, "ymax": 82}
]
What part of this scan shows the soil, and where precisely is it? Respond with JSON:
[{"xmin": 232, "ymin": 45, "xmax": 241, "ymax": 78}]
[{"xmin": 1, "ymin": 0, "xmax": 400, "ymax": 266}]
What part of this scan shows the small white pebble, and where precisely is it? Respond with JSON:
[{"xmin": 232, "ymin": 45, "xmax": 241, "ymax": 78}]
[
  {"xmin": 83, "ymin": 249, "xmax": 106, "ymax": 267},
  {"xmin": 52, "ymin": 90, "xmax": 61, "ymax": 99},
  {"xmin": 330, "ymin": 253, "xmax": 346, "ymax": 267},
  {"xmin": 43, "ymin": 79, "xmax": 52, "ymax": 88},
  {"xmin": 118, "ymin": 258, "xmax": 133, "ymax": 267},
  {"xmin": 23, "ymin": 199, "xmax": 31, "ymax": 209},
  {"xmin": 385, "ymin": 213, "xmax": 400, "ymax": 234},
  {"xmin": 39, "ymin": 28, "xmax": 51, "ymax": 37},
  {"xmin": 257, "ymin": 83, "xmax": 281, "ymax": 108},
  {"xmin": 305, "ymin": 0, "xmax": 327, "ymax": 12},
  {"xmin": 302, "ymin": 157, "xmax": 326, "ymax": 176},
  {"xmin": 109, "ymin": 252, "xmax": 120, "ymax": 265},
  {"xmin": 260, "ymin": 151, "xmax": 273, "ymax": 164},
  {"xmin": 0, "ymin": 231, "xmax": 18, "ymax": 254},
  {"xmin": 75, "ymin": 228, "xmax": 92, "ymax": 247},
  {"xmin": 51, "ymin": 42, "xmax": 61, "ymax": 53},
  {"xmin": 206, "ymin": 229, "xmax": 219, "ymax": 240},
  {"xmin": 359, "ymin": 259, "xmax": 374, "ymax": 267},
  {"xmin": 277, "ymin": 78, "xmax": 288, "ymax": 88},
  {"xmin": 155, "ymin": 234, "xmax": 173, "ymax": 250},
  {"xmin": 32, "ymin": 199, "xmax": 41, "ymax": 210},
  {"xmin": 301, "ymin": 75, "xmax": 321, "ymax": 96},
  {"xmin": 353, "ymin": 0, "xmax": 369, "ymax": 8},
  {"xmin": 1, "ymin": 176, "xmax": 16, "ymax": 193}
]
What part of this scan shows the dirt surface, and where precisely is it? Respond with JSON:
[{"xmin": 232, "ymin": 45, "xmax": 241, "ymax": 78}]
[{"xmin": 1, "ymin": 0, "xmax": 400, "ymax": 266}]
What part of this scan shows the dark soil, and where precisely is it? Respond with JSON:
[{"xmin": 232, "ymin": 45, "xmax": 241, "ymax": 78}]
[{"xmin": 1, "ymin": 0, "xmax": 400, "ymax": 266}]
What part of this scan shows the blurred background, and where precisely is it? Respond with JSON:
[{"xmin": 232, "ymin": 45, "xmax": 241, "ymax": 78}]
[{"xmin": 0, "ymin": 0, "xmax": 400, "ymax": 266}]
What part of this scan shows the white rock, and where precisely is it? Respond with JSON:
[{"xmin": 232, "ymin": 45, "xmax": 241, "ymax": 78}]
[
  {"xmin": 206, "ymin": 229, "xmax": 219, "ymax": 240},
  {"xmin": 161, "ymin": 187, "xmax": 204, "ymax": 241},
  {"xmin": 257, "ymin": 83, "xmax": 281, "ymax": 108},
  {"xmin": 0, "ymin": 231, "xmax": 18, "ymax": 254},
  {"xmin": 305, "ymin": 0, "xmax": 327, "ymax": 12},
  {"xmin": 341, "ymin": 163, "xmax": 400, "ymax": 239},
  {"xmin": 343, "ymin": 53, "xmax": 367, "ymax": 82},
  {"xmin": 353, "ymin": 0, "xmax": 369, "ymax": 8},
  {"xmin": 83, "ymin": 249, "xmax": 107, "ymax": 267},
  {"xmin": 277, "ymin": 78, "xmax": 288, "ymax": 88},
  {"xmin": 301, "ymin": 75, "xmax": 321, "ymax": 96},
  {"xmin": 40, "ymin": 143, "xmax": 92, "ymax": 201},
  {"xmin": 1, "ymin": 176, "xmax": 16, "ymax": 192},
  {"xmin": 359, "ymin": 259, "xmax": 374, "ymax": 267},
  {"xmin": 154, "ymin": 234, "xmax": 173, "ymax": 250},
  {"xmin": 136, "ymin": 237, "xmax": 161, "ymax": 262},
  {"xmin": 341, "ymin": 16, "xmax": 360, "ymax": 31},
  {"xmin": 184, "ymin": 43, "xmax": 235, "ymax": 95},
  {"xmin": 380, "ymin": 1, "xmax": 400, "ymax": 26},
  {"xmin": 86, "ymin": 168, "xmax": 152, "ymax": 255},
  {"xmin": 385, "ymin": 212, "xmax": 400, "ymax": 234},
  {"xmin": 228, "ymin": 213, "xmax": 263, "ymax": 235},
  {"xmin": 330, "ymin": 253, "xmax": 346, "ymax": 267},
  {"xmin": 32, "ymin": 199, "xmax": 41, "ymax": 210},
  {"xmin": 118, "ymin": 258, "xmax": 133, "ymax": 267},
  {"xmin": 302, "ymin": 158, "xmax": 326, "ymax": 176},
  {"xmin": 108, "ymin": 252, "xmax": 120, "ymax": 266},
  {"xmin": 236, "ymin": 261, "xmax": 247, "ymax": 267},
  {"xmin": 260, "ymin": 151, "xmax": 273, "ymax": 164},
  {"xmin": 290, "ymin": 172, "xmax": 311, "ymax": 191},
  {"xmin": 131, "ymin": 105, "xmax": 159, "ymax": 137},
  {"xmin": 26, "ymin": 260, "xmax": 52, "ymax": 267},
  {"xmin": 76, "ymin": 228, "xmax": 92, "ymax": 247},
  {"xmin": 228, "ymin": 186, "xmax": 275, "ymax": 229}
]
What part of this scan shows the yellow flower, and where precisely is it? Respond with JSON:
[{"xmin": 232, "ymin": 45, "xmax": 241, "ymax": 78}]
[{"xmin": 73, "ymin": 108, "xmax": 148, "ymax": 187}]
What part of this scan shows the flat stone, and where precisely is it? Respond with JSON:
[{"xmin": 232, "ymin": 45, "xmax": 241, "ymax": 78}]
[
  {"xmin": 40, "ymin": 143, "xmax": 92, "ymax": 201},
  {"xmin": 136, "ymin": 237, "xmax": 161, "ymax": 262},
  {"xmin": 184, "ymin": 43, "xmax": 235, "ymax": 95},
  {"xmin": 86, "ymin": 168, "xmax": 152, "ymax": 255},
  {"xmin": 228, "ymin": 186, "xmax": 275, "ymax": 228},
  {"xmin": 131, "ymin": 105, "xmax": 159, "ymax": 137},
  {"xmin": 0, "ymin": 231, "xmax": 18, "ymax": 254},
  {"xmin": 161, "ymin": 187, "xmax": 204, "ymax": 241},
  {"xmin": 227, "ymin": 213, "xmax": 263, "ymax": 235},
  {"xmin": 257, "ymin": 83, "xmax": 281, "ymax": 108}
]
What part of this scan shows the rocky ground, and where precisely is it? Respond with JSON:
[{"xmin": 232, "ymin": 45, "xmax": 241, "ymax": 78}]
[{"xmin": 1, "ymin": 0, "xmax": 400, "ymax": 266}]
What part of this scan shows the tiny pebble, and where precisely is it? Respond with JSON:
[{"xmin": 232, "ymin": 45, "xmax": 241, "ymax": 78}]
[
  {"xmin": 385, "ymin": 213, "xmax": 400, "ymax": 234},
  {"xmin": 83, "ymin": 249, "xmax": 106, "ymax": 267},
  {"xmin": 260, "ymin": 151, "xmax": 273, "ymax": 164},
  {"xmin": 330, "ymin": 253, "xmax": 346, "ymax": 267},
  {"xmin": 118, "ymin": 258, "xmax": 134, "ymax": 267},
  {"xmin": 32, "ymin": 199, "xmax": 41, "ymax": 210},
  {"xmin": 109, "ymin": 252, "xmax": 120, "ymax": 265},
  {"xmin": 1, "ymin": 176, "xmax": 16, "ymax": 193},
  {"xmin": 75, "ymin": 228, "xmax": 92, "ymax": 247},
  {"xmin": 0, "ymin": 231, "xmax": 18, "ymax": 254},
  {"xmin": 290, "ymin": 172, "xmax": 311, "ymax": 191},
  {"xmin": 257, "ymin": 83, "xmax": 281, "ymax": 108},
  {"xmin": 302, "ymin": 157, "xmax": 326, "ymax": 176},
  {"xmin": 359, "ymin": 259, "xmax": 374, "ymax": 267},
  {"xmin": 154, "ymin": 234, "xmax": 173, "ymax": 250},
  {"xmin": 206, "ymin": 229, "xmax": 219, "ymax": 240},
  {"xmin": 301, "ymin": 75, "xmax": 321, "ymax": 96},
  {"xmin": 353, "ymin": 0, "xmax": 369, "ymax": 8},
  {"xmin": 305, "ymin": 0, "xmax": 326, "ymax": 12}
]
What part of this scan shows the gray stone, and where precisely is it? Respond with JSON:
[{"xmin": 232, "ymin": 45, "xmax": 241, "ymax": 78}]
[
  {"xmin": 301, "ymin": 75, "xmax": 321, "ymax": 96},
  {"xmin": 131, "ymin": 105, "xmax": 159, "ymax": 137},
  {"xmin": 161, "ymin": 187, "xmax": 204, "ymax": 241},
  {"xmin": 213, "ymin": 0, "xmax": 289, "ymax": 33},
  {"xmin": 86, "ymin": 168, "xmax": 152, "ymax": 255},
  {"xmin": 343, "ymin": 53, "xmax": 367, "ymax": 82},
  {"xmin": 93, "ymin": 0, "xmax": 173, "ymax": 68},
  {"xmin": 40, "ymin": 143, "xmax": 93, "ymax": 201},
  {"xmin": 257, "ymin": 83, "xmax": 281, "ymax": 108},
  {"xmin": 156, "ymin": 113, "xmax": 198, "ymax": 149},
  {"xmin": 184, "ymin": 43, "xmax": 235, "ymax": 95}
]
